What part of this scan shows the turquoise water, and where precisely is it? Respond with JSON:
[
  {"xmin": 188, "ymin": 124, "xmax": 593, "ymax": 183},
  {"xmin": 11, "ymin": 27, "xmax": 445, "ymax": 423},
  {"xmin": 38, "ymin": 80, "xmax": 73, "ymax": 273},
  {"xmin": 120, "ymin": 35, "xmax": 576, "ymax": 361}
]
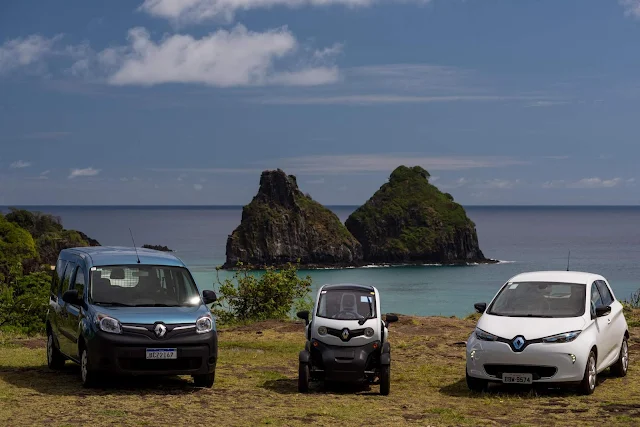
[{"xmin": 6, "ymin": 205, "xmax": 640, "ymax": 317}]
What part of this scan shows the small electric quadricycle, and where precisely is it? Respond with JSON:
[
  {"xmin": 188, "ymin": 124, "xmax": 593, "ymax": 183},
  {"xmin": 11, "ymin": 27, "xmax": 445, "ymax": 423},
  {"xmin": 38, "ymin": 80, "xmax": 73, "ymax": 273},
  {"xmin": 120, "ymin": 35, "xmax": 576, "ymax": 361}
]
[{"xmin": 296, "ymin": 283, "xmax": 398, "ymax": 395}]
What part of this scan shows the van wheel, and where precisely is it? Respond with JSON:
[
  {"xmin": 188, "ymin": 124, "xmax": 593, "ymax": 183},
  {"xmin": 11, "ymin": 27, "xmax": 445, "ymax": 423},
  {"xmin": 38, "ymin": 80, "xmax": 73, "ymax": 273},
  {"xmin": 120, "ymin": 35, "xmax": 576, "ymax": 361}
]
[
  {"xmin": 611, "ymin": 338, "xmax": 629, "ymax": 377},
  {"xmin": 578, "ymin": 351, "xmax": 597, "ymax": 395},
  {"xmin": 80, "ymin": 348, "xmax": 99, "ymax": 388},
  {"xmin": 193, "ymin": 372, "xmax": 215, "ymax": 388},
  {"xmin": 298, "ymin": 363, "xmax": 310, "ymax": 393},
  {"xmin": 466, "ymin": 369, "xmax": 487, "ymax": 392},
  {"xmin": 380, "ymin": 365, "xmax": 390, "ymax": 395},
  {"xmin": 46, "ymin": 333, "xmax": 65, "ymax": 370}
]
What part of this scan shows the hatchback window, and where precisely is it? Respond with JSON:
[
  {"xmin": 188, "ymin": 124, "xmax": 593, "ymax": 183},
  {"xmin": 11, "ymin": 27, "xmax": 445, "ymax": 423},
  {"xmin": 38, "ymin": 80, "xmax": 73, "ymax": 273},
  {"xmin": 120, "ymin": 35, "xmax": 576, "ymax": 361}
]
[
  {"xmin": 90, "ymin": 265, "xmax": 201, "ymax": 307},
  {"xmin": 487, "ymin": 281, "xmax": 586, "ymax": 318},
  {"xmin": 316, "ymin": 289, "xmax": 376, "ymax": 320},
  {"xmin": 596, "ymin": 281, "xmax": 614, "ymax": 306}
]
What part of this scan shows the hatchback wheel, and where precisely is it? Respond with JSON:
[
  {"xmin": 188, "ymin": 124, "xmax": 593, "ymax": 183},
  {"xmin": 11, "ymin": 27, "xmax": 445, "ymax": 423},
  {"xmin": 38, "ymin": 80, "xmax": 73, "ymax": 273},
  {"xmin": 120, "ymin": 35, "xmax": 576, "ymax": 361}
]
[
  {"xmin": 611, "ymin": 337, "xmax": 629, "ymax": 377},
  {"xmin": 466, "ymin": 369, "xmax": 487, "ymax": 392},
  {"xmin": 379, "ymin": 365, "xmax": 390, "ymax": 396},
  {"xmin": 579, "ymin": 351, "xmax": 597, "ymax": 395},
  {"xmin": 46, "ymin": 333, "xmax": 65, "ymax": 370},
  {"xmin": 298, "ymin": 363, "xmax": 310, "ymax": 393}
]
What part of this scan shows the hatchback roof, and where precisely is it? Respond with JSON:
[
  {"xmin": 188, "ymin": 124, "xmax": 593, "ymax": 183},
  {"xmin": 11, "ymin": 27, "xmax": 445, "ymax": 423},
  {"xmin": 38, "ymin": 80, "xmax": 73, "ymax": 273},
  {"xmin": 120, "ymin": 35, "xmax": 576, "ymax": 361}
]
[
  {"xmin": 321, "ymin": 283, "xmax": 375, "ymax": 292},
  {"xmin": 508, "ymin": 270, "xmax": 605, "ymax": 285},
  {"xmin": 61, "ymin": 246, "xmax": 186, "ymax": 268}
]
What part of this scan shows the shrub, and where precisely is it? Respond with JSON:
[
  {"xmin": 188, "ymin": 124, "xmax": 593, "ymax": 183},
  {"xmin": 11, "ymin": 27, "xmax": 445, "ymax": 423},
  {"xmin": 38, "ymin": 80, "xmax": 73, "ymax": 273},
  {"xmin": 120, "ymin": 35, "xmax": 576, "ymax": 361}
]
[
  {"xmin": 623, "ymin": 289, "xmax": 640, "ymax": 310},
  {"xmin": 212, "ymin": 262, "xmax": 312, "ymax": 324},
  {"xmin": 0, "ymin": 271, "xmax": 51, "ymax": 335}
]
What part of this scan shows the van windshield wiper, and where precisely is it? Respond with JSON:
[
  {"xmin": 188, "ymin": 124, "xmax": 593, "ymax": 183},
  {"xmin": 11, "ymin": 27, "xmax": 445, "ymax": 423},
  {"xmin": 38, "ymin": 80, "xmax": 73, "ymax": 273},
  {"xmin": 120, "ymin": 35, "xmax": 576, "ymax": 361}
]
[
  {"xmin": 132, "ymin": 303, "xmax": 182, "ymax": 307},
  {"xmin": 93, "ymin": 302, "xmax": 133, "ymax": 307}
]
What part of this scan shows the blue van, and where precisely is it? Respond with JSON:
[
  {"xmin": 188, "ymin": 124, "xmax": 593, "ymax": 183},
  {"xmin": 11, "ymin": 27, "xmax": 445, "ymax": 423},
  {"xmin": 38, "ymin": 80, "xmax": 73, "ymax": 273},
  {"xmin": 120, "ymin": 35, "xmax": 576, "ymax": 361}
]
[{"xmin": 46, "ymin": 246, "xmax": 218, "ymax": 388}]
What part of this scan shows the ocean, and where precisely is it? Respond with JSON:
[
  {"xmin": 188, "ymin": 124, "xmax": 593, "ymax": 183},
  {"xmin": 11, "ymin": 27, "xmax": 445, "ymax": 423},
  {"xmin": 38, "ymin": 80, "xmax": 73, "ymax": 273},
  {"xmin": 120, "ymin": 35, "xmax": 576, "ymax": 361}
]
[{"xmin": 4, "ymin": 205, "xmax": 640, "ymax": 318}]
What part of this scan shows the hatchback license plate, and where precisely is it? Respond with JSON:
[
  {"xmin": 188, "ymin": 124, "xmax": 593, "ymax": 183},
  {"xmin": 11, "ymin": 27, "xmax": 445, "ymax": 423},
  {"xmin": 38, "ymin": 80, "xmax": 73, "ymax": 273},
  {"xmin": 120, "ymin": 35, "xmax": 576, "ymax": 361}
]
[
  {"xmin": 146, "ymin": 348, "xmax": 177, "ymax": 359},
  {"xmin": 502, "ymin": 373, "xmax": 532, "ymax": 384}
]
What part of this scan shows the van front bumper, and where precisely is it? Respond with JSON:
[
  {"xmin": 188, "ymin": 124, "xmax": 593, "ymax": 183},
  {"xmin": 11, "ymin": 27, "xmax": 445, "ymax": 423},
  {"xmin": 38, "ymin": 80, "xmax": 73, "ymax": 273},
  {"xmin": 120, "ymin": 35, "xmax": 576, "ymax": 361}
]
[
  {"xmin": 86, "ymin": 329, "xmax": 218, "ymax": 376},
  {"xmin": 308, "ymin": 340, "xmax": 382, "ymax": 382}
]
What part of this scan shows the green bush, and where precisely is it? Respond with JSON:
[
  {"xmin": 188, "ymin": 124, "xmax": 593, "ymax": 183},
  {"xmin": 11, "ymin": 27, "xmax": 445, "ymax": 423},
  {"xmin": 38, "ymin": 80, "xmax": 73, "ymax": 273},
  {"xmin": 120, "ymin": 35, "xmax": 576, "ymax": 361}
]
[
  {"xmin": 212, "ymin": 262, "xmax": 313, "ymax": 324},
  {"xmin": 623, "ymin": 289, "xmax": 640, "ymax": 309},
  {"xmin": 0, "ymin": 215, "xmax": 37, "ymax": 283},
  {"xmin": 0, "ymin": 271, "xmax": 51, "ymax": 335}
]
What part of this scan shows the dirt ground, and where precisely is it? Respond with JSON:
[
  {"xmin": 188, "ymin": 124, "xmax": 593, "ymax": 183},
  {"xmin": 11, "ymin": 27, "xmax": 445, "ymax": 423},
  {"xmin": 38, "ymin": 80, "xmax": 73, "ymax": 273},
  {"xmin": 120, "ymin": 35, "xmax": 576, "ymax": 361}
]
[{"xmin": 1, "ymin": 311, "xmax": 639, "ymax": 426}]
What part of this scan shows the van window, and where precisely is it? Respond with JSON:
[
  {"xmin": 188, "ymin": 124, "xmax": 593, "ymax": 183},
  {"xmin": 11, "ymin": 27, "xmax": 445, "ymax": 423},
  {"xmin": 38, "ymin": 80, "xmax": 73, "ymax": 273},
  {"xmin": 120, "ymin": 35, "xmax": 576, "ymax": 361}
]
[
  {"xmin": 73, "ymin": 266, "xmax": 85, "ymax": 300},
  {"xmin": 51, "ymin": 259, "xmax": 68, "ymax": 297},
  {"xmin": 62, "ymin": 262, "xmax": 76, "ymax": 294}
]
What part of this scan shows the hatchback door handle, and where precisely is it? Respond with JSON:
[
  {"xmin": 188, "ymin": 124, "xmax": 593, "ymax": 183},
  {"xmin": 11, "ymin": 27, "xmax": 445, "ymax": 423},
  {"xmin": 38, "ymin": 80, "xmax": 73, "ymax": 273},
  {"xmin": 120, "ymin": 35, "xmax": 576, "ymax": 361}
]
[{"xmin": 607, "ymin": 318, "xmax": 611, "ymax": 324}]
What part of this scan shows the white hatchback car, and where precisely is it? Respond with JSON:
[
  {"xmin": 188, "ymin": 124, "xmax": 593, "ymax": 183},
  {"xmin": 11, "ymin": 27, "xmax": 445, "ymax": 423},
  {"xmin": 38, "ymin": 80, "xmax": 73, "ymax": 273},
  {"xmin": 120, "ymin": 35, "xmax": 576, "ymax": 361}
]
[{"xmin": 466, "ymin": 271, "xmax": 629, "ymax": 395}]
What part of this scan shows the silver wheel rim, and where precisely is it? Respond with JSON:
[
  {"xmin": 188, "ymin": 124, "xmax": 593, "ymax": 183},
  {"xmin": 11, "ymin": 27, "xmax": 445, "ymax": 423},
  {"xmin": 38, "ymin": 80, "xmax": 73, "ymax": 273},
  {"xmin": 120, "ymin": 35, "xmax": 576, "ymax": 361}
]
[
  {"xmin": 81, "ymin": 351, "xmax": 88, "ymax": 383},
  {"xmin": 622, "ymin": 341, "xmax": 629, "ymax": 372},
  {"xmin": 47, "ymin": 336, "xmax": 53, "ymax": 364},
  {"xmin": 588, "ymin": 355, "xmax": 596, "ymax": 390}
]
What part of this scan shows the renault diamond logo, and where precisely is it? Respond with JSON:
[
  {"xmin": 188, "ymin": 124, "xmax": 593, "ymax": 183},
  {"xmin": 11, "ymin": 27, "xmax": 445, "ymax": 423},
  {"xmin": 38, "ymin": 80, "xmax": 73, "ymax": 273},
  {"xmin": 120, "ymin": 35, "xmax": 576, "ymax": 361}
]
[
  {"xmin": 341, "ymin": 328, "xmax": 349, "ymax": 341},
  {"xmin": 154, "ymin": 323, "xmax": 167, "ymax": 338},
  {"xmin": 513, "ymin": 336, "xmax": 525, "ymax": 350}
]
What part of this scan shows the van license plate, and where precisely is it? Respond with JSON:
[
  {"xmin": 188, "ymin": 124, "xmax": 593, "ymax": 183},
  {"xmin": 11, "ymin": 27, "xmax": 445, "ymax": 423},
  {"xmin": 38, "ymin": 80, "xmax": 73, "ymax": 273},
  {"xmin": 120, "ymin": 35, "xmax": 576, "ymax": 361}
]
[
  {"xmin": 502, "ymin": 373, "xmax": 532, "ymax": 384},
  {"xmin": 146, "ymin": 348, "xmax": 177, "ymax": 359}
]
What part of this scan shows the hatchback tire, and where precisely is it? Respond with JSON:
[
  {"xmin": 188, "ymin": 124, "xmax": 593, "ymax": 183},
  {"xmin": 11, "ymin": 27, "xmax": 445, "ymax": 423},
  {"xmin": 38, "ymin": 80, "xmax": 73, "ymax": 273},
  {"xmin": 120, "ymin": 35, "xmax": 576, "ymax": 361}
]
[
  {"xmin": 466, "ymin": 369, "xmax": 487, "ymax": 392},
  {"xmin": 611, "ymin": 337, "xmax": 629, "ymax": 377},
  {"xmin": 298, "ymin": 363, "xmax": 310, "ymax": 393},
  {"xmin": 379, "ymin": 365, "xmax": 391, "ymax": 395},
  {"xmin": 193, "ymin": 372, "xmax": 215, "ymax": 388},
  {"xmin": 578, "ymin": 350, "xmax": 597, "ymax": 395},
  {"xmin": 46, "ymin": 333, "xmax": 65, "ymax": 370},
  {"xmin": 80, "ymin": 348, "xmax": 99, "ymax": 388}
]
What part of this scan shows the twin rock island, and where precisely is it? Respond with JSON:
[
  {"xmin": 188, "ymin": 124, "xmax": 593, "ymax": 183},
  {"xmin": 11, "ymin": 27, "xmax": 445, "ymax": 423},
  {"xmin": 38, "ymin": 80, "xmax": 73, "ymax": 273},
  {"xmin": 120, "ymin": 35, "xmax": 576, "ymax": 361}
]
[{"xmin": 223, "ymin": 165, "xmax": 493, "ymax": 269}]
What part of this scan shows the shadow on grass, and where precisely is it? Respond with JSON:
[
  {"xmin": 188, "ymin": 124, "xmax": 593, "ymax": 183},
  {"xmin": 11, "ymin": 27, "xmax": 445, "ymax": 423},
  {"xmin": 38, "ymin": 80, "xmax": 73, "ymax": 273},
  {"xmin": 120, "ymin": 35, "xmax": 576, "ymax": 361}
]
[
  {"xmin": 440, "ymin": 375, "xmax": 611, "ymax": 398},
  {"xmin": 0, "ymin": 363, "xmax": 204, "ymax": 396},
  {"xmin": 262, "ymin": 378, "xmax": 380, "ymax": 396}
]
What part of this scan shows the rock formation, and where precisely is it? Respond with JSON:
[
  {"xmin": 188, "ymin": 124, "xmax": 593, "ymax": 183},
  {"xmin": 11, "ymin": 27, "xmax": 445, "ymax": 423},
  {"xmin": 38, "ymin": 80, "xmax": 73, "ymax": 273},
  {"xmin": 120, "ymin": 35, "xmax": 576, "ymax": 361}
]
[{"xmin": 224, "ymin": 169, "xmax": 363, "ymax": 268}]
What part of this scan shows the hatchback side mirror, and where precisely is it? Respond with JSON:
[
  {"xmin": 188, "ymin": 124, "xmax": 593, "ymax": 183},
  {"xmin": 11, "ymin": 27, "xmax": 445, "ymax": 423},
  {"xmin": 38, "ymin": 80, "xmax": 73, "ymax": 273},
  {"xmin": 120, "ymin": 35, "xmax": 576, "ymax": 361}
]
[
  {"xmin": 385, "ymin": 313, "xmax": 399, "ymax": 327},
  {"xmin": 62, "ymin": 289, "xmax": 81, "ymax": 305},
  {"xmin": 595, "ymin": 305, "xmax": 611, "ymax": 317},
  {"xmin": 474, "ymin": 302, "xmax": 487, "ymax": 314},
  {"xmin": 202, "ymin": 290, "xmax": 217, "ymax": 304},
  {"xmin": 297, "ymin": 310, "xmax": 310, "ymax": 325}
]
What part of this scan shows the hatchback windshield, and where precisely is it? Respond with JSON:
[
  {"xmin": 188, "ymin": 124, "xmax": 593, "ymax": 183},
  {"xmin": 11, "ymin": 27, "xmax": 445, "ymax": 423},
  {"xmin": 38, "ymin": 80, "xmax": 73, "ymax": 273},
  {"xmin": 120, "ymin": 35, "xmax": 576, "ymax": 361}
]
[
  {"xmin": 90, "ymin": 265, "xmax": 201, "ymax": 307},
  {"xmin": 487, "ymin": 281, "xmax": 586, "ymax": 318},
  {"xmin": 316, "ymin": 289, "xmax": 376, "ymax": 320}
]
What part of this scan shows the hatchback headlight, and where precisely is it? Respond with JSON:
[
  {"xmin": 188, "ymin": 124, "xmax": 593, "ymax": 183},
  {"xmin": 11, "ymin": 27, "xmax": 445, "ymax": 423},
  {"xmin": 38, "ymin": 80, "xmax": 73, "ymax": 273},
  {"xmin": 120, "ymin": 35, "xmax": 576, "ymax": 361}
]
[
  {"xmin": 542, "ymin": 330, "xmax": 581, "ymax": 343},
  {"xmin": 196, "ymin": 316, "xmax": 213, "ymax": 334},
  {"xmin": 475, "ymin": 328, "xmax": 497, "ymax": 341},
  {"xmin": 97, "ymin": 314, "xmax": 122, "ymax": 334},
  {"xmin": 364, "ymin": 327, "xmax": 374, "ymax": 337},
  {"xmin": 317, "ymin": 326, "xmax": 327, "ymax": 336}
]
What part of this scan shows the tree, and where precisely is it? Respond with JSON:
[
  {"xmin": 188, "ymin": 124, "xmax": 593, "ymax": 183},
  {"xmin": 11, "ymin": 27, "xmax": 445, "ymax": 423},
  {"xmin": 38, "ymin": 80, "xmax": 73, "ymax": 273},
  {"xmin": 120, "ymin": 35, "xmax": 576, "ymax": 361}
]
[
  {"xmin": 0, "ymin": 271, "xmax": 51, "ymax": 334},
  {"xmin": 0, "ymin": 216, "xmax": 37, "ymax": 283}
]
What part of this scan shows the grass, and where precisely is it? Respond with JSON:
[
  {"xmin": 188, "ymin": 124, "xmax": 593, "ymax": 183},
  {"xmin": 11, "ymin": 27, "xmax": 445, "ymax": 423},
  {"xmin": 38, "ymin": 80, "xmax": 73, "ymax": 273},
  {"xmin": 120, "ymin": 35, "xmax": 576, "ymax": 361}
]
[{"xmin": 2, "ymin": 311, "xmax": 640, "ymax": 426}]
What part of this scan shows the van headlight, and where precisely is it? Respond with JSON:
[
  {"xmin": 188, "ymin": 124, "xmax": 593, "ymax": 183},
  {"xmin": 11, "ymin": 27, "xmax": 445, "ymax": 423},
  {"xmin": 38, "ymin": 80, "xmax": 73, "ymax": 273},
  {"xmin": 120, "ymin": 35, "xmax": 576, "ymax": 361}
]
[
  {"xmin": 97, "ymin": 314, "xmax": 122, "ymax": 334},
  {"xmin": 364, "ymin": 327, "xmax": 374, "ymax": 337},
  {"xmin": 542, "ymin": 331, "xmax": 581, "ymax": 343},
  {"xmin": 196, "ymin": 316, "xmax": 213, "ymax": 334},
  {"xmin": 475, "ymin": 328, "xmax": 497, "ymax": 341}
]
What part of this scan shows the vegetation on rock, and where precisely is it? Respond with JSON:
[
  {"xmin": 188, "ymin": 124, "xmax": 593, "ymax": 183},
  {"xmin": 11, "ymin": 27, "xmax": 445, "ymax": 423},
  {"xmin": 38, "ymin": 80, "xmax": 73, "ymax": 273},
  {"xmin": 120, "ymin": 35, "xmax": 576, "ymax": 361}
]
[
  {"xmin": 142, "ymin": 244, "xmax": 172, "ymax": 252},
  {"xmin": 224, "ymin": 169, "xmax": 362, "ymax": 268},
  {"xmin": 345, "ymin": 165, "xmax": 488, "ymax": 264}
]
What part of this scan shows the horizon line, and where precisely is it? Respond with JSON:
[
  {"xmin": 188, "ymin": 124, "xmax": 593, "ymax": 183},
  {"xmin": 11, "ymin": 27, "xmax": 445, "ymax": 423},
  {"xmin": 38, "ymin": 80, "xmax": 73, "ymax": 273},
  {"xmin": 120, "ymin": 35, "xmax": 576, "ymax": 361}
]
[{"xmin": 3, "ymin": 204, "xmax": 640, "ymax": 208}]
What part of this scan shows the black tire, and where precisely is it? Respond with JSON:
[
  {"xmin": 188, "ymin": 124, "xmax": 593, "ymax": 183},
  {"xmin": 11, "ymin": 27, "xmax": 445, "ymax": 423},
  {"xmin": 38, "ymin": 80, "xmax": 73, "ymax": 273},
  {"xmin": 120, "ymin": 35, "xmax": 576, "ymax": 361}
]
[
  {"xmin": 578, "ymin": 350, "xmax": 597, "ymax": 395},
  {"xmin": 380, "ymin": 365, "xmax": 390, "ymax": 396},
  {"xmin": 46, "ymin": 332, "xmax": 65, "ymax": 370},
  {"xmin": 466, "ymin": 369, "xmax": 487, "ymax": 392},
  {"xmin": 193, "ymin": 372, "xmax": 215, "ymax": 388},
  {"xmin": 298, "ymin": 363, "xmax": 310, "ymax": 393},
  {"xmin": 611, "ymin": 337, "xmax": 629, "ymax": 377},
  {"xmin": 80, "ymin": 347, "xmax": 99, "ymax": 388}
]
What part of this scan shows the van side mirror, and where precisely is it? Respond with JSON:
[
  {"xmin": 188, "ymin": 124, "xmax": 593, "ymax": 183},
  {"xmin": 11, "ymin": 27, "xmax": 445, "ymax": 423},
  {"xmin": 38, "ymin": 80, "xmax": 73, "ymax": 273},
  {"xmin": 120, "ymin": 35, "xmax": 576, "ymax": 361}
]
[
  {"xmin": 595, "ymin": 305, "xmax": 611, "ymax": 317},
  {"xmin": 474, "ymin": 302, "xmax": 487, "ymax": 314},
  {"xmin": 202, "ymin": 290, "xmax": 217, "ymax": 304},
  {"xmin": 297, "ymin": 310, "xmax": 310, "ymax": 325},
  {"xmin": 62, "ymin": 289, "xmax": 81, "ymax": 305},
  {"xmin": 385, "ymin": 314, "xmax": 399, "ymax": 327}
]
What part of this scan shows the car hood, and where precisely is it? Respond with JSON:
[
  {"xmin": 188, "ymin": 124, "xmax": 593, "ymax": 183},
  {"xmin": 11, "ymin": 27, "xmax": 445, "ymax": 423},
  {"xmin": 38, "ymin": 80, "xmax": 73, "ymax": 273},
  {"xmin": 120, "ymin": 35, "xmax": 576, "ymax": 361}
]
[
  {"xmin": 477, "ymin": 314, "xmax": 586, "ymax": 340},
  {"xmin": 90, "ymin": 305, "xmax": 211, "ymax": 325}
]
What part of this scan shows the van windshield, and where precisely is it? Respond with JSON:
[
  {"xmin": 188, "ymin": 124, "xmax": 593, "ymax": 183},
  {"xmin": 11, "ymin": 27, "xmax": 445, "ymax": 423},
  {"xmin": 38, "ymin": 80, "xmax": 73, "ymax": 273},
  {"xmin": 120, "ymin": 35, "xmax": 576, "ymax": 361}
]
[
  {"xmin": 90, "ymin": 265, "xmax": 202, "ymax": 307},
  {"xmin": 316, "ymin": 289, "xmax": 376, "ymax": 320},
  {"xmin": 487, "ymin": 281, "xmax": 586, "ymax": 318}
]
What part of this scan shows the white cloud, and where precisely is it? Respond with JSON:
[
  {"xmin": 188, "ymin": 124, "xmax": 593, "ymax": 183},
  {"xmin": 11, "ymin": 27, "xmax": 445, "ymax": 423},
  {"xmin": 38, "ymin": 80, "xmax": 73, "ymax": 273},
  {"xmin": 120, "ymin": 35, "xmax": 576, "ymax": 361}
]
[
  {"xmin": 257, "ymin": 94, "xmax": 548, "ymax": 105},
  {"xmin": 621, "ymin": 0, "xmax": 640, "ymax": 18},
  {"xmin": 543, "ymin": 177, "xmax": 631, "ymax": 189},
  {"xmin": 139, "ymin": 0, "xmax": 387, "ymax": 25},
  {"xmin": 120, "ymin": 177, "xmax": 129, "ymax": 181},
  {"xmin": 40, "ymin": 170, "xmax": 50, "ymax": 176},
  {"xmin": 305, "ymin": 177, "xmax": 325, "ymax": 184},
  {"xmin": 0, "ymin": 34, "xmax": 62, "ymax": 74},
  {"xmin": 10, "ymin": 160, "xmax": 31, "ymax": 169},
  {"xmin": 313, "ymin": 43, "xmax": 344, "ymax": 61},
  {"xmin": 68, "ymin": 167, "xmax": 101, "ymax": 179},
  {"xmin": 105, "ymin": 25, "xmax": 339, "ymax": 87},
  {"xmin": 478, "ymin": 179, "xmax": 520, "ymax": 189},
  {"xmin": 525, "ymin": 100, "xmax": 570, "ymax": 108},
  {"xmin": 193, "ymin": 183, "xmax": 203, "ymax": 190}
]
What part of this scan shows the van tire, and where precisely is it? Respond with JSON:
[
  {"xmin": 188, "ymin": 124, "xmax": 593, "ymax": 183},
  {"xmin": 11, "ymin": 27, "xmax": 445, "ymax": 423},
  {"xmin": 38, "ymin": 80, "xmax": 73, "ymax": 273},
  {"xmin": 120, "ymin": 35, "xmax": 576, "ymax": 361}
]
[
  {"xmin": 379, "ymin": 365, "xmax": 390, "ymax": 395},
  {"xmin": 80, "ymin": 348, "xmax": 99, "ymax": 388},
  {"xmin": 46, "ymin": 333, "xmax": 65, "ymax": 370},
  {"xmin": 298, "ymin": 363, "xmax": 310, "ymax": 393},
  {"xmin": 193, "ymin": 372, "xmax": 215, "ymax": 388}
]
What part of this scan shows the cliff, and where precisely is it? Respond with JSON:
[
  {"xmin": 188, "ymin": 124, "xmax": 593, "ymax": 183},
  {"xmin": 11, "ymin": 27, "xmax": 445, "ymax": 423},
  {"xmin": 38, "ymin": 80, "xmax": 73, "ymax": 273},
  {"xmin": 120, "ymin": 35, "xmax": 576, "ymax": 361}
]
[
  {"xmin": 345, "ymin": 166, "xmax": 490, "ymax": 264},
  {"xmin": 224, "ymin": 169, "xmax": 363, "ymax": 268}
]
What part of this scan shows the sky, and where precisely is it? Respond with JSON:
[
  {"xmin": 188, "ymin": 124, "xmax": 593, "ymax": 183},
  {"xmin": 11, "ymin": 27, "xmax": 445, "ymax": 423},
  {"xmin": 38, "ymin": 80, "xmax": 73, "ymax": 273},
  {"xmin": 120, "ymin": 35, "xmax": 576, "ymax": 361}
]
[{"xmin": 2, "ymin": 0, "xmax": 640, "ymax": 205}]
